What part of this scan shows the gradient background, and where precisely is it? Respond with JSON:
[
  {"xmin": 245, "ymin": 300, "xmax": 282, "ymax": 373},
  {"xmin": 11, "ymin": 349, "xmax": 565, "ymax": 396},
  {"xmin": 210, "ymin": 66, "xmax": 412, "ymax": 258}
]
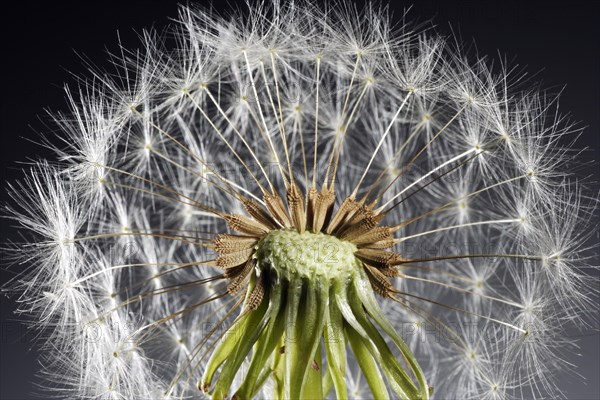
[{"xmin": 1, "ymin": 1, "xmax": 598, "ymax": 399}]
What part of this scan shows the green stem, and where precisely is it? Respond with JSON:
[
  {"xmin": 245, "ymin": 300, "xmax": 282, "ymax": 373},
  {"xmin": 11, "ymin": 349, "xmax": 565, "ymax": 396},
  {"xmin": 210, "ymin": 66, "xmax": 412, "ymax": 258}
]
[
  {"xmin": 303, "ymin": 340, "xmax": 324, "ymax": 400},
  {"xmin": 347, "ymin": 285, "xmax": 419, "ymax": 399},
  {"xmin": 272, "ymin": 335, "xmax": 285, "ymax": 400},
  {"xmin": 284, "ymin": 280, "xmax": 328, "ymax": 399},
  {"xmin": 345, "ymin": 323, "xmax": 389, "ymax": 399},
  {"xmin": 283, "ymin": 279, "xmax": 302, "ymax": 399},
  {"xmin": 211, "ymin": 292, "xmax": 270, "ymax": 400},
  {"xmin": 324, "ymin": 286, "xmax": 348, "ymax": 400},
  {"xmin": 354, "ymin": 269, "xmax": 430, "ymax": 399},
  {"xmin": 322, "ymin": 365, "xmax": 334, "ymax": 398},
  {"xmin": 234, "ymin": 284, "xmax": 285, "ymax": 399}
]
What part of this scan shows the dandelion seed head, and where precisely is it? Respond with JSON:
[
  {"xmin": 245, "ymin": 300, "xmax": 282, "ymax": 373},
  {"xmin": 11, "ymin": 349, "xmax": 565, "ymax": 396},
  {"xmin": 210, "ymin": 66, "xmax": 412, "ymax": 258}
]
[{"xmin": 3, "ymin": 2, "xmax": 597, "ymax": 399}]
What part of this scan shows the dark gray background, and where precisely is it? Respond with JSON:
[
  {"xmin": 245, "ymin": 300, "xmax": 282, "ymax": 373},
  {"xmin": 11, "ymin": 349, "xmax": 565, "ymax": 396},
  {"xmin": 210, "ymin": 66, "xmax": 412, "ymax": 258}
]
[{"xmin": 1, "ymin": 1, "xmax": 598, "ymax": 399}]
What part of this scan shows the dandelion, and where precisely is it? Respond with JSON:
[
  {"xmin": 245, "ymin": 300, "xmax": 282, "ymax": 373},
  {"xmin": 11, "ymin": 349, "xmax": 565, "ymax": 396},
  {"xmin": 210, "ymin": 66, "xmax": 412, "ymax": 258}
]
[{"xmin": 3, "ymin": 2, "xmax": 598, "ymax": 399}]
